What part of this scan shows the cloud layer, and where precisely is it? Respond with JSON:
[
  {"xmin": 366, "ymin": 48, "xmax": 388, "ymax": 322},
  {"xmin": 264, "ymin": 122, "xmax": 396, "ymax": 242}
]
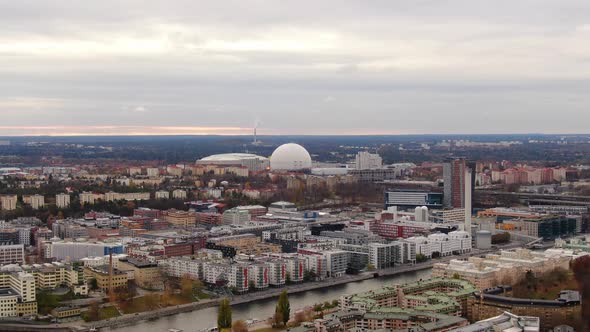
[{"xmin": 1, "ymin": 0, "xmax": 590, "ymax": 135}]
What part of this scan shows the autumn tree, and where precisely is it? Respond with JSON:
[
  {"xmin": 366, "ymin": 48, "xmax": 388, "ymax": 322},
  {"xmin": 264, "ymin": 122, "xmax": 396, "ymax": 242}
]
[
  {"xmin": 218, "ymin": 298, "xmax": 232, "ymax": 330},
  {"xmin": 231, "ymin": 320, "xmax": 248, "ymax": 332},
  {"xmin": 275, "ymin": 290, "xmax": 290, "ymax": 326}
]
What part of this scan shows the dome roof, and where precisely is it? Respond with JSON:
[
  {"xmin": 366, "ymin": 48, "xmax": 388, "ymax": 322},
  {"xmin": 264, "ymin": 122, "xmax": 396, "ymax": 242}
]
[
  {"xmin": 199, "ymin": 153, "xmax": 268, "ymax": 162},
  {"xmin": 270, "ymin": 143, "xmax": 312, "ymax": 171}
]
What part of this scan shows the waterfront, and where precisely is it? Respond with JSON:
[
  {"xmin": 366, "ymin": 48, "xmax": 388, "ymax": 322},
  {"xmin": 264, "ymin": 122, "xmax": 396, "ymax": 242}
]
[{"xmin": 105, "ymin": 268, "xmax": 432, "ymax": 332}]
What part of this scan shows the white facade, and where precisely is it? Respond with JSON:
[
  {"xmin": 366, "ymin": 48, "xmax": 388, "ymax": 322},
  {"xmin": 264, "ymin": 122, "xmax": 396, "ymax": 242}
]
[
  {"xmin": 172, "ymin": 189, "xmax": 187, "ymax": 199},
  {"xmin": 45, "ymin": 242, "xmax": 123, "ymax": 261},
  {"xmin": 0, "ymin": 195, "xmax": 17, "ymax": 211},
  {"xmin": 285, "ymin": 257, "xmax": 306, "ymax": 283},
  {"xmin": 222, "ymin": 209, "xmax": 251, "ymax": 225},
  {"xmin": 146, "ymin": 168, "xmax": 160, "ymax": 177},
  {"xmin": 162, "ymin": 257, "xmax": 205, "ymax": 280},
  {"xmin": 30, "ymin": 195, "xmax": 45, "ymax": 209},
  {"xmin": 79, "ymin": 192, "xmax": 95, "ymax": 205},
  {"xmin": 155, "ymin": 191, "xmax": 170, "ymax": 199},
  {"xmin": 248, "ymin": 263, "xmax": 269, "ymax": 289},
  {"xmin": 17, "ymin": 228, "xmax": 30, "ymax": 246},
  {"xmin": 266, "ymin": 260, "xmax": 287, "ymax": 286},
  {"xmin": 355, "ymin": 151, "xmax": 382, "ymax": 170},
  {"xmin": 55, "ymin": 194, "xmax": 71, "ymax": 208}
]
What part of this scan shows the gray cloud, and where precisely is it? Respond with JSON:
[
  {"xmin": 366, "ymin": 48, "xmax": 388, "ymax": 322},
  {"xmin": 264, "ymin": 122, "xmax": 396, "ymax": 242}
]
[{"xmin": 1, "ymin": 0, "xmax": 590, "ymax": 135}]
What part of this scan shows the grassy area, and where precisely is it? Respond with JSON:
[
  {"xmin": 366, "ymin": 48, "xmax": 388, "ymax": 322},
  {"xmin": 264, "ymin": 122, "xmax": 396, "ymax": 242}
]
[
  {"xmin": 81, "ymin": 306, "xmax": 121, "ymax": 322},
  {"xmin": 197, "ymin": 291, "xmax": 210, "ymax": 299}
]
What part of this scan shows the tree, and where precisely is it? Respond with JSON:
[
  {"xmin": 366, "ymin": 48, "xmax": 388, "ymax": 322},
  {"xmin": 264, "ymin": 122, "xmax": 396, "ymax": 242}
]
[
  {"xmin": 275, "ymin": 290, "xmax": 290, "ymax": 326},
  {"xmin": 89, "ymin": 278, "xmax": 98, "ymax": 290},
  {"xmin": 181, "ymin": 274, "xmax": 194, "ymax": 298},
  {"xmin": 416, "ymin": 253, "xmax": 428, "ymax": 263},
  {"xmin": 366, "ymin": 263, "xmax": 375, "ymax": 271},
  {"xmin": 285, "ymin": 272, "xmax": 292, "ymax": 285},
  {"xmin": 232, "ymin": 320, "xmax": 248, "ymax": 332},
  {"xmin": 218, "ymin": 298, "xmax": 232, "ymax": 330}
]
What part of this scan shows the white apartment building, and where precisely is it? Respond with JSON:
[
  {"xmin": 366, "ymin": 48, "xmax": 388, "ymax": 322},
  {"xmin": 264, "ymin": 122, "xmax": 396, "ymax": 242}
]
[
  {"xmin": 324, "ymin": 250, "xmax": 349, "ymax": 277},
  {"xmin": 29, "ymin": 195, "xmax": 45, "ymax": 209},
  {"xmin": 248, "ymin": 263, "xmax": 269, "ymax": 289},
  {"xmin": 146, "ymin": 167, "xmax": 160, "ymax": 177},
  {"xmin": 203, "ymin": 262, "xmax": 230, "ymax": 285},
  {"xmin": 368, "ymin": 243, "xmax": 395, "ymax": 269},
  {"xmin": 448, "ymin": 231, "xmax": 472, "ymax": 253},
  {"xmin": 155, "ymin": 191, "xmax": 170, "ymax": 199},
  {"xmin": 162, "ymin": 257, "xmax": 205, "ymax": 280},
  {"xmin": 0, "ymin": 245, "xmax": 25, "ymax": 265},
  {"xmin": 17, "ymin": 228, "xmax": 30, "ymax": 246},
  {"xmin": 55, "ymin": 193, "xmax": 71, "ymax": 208},
  {"xmin": 128, "ymin": 167, "xmax": 142, "ymax": 176},
  {"xmin": 79, "ymin": 192, "xmax": 95, "ymax": 205},
  {"xmin": 222, "ymin": 208, "xmax": 251, "ymax": 225},
  {"xmin": 172, "ymin": 189, "xmax": 187, "ymax": 199},
  {"xmin": 228, "ymin": 264, "xmax": 248, "ymax": 293},
  {"xmin": 355, "ymin": 151, "xmax": 383, "ymax": 170},
  {"xmin": 104, "ymin": 192, "xmax": 151, "ymax": 202},
  {"xmin": 285, "ymin": 257, "xmax": 306, "ymax": 283},
  {"xmin": 405, "ymin": 236, "xmax": 432, "ymax": 258},
  {"xmin": 266, "ymin": 260, "xmax": 287, "ymax": 286},
  {"xmin": 0, "ymin": 195, "xmax": 17, "ymax": 211}
]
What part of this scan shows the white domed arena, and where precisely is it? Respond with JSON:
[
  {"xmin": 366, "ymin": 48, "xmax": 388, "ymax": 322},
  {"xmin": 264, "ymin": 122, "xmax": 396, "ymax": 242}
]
[{"xmin": 270, "ymin": 143, "xmax": 312, "ymax": 171}]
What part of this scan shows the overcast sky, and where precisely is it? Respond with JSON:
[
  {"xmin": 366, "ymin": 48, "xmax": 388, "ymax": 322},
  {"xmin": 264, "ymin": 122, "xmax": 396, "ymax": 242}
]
[{"xmin": 1, "ymin": 0, "xmax": 590, "ymax": 136}]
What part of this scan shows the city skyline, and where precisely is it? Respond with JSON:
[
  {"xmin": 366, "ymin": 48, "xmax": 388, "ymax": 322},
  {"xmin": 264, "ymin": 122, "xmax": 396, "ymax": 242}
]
[{"xmin": 2, "ymin": 1, "xmax": 590, "ymax": 136}]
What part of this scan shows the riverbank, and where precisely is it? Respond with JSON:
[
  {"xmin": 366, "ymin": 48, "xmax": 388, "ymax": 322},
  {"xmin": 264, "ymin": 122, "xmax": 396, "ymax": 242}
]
[
  {"xmin": 78, "ymin": 262, "xmax": 434, "ymax": 331},
  {"xmin": 31, "ymin": 245, "xmax": 514, "ymax": 331}
]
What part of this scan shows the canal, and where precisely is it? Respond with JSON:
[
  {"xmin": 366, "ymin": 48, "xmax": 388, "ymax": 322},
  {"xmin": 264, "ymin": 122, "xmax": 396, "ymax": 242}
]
[{"xmin": 106, "ymin": 268, "xmax": 432, "ymax": 332}]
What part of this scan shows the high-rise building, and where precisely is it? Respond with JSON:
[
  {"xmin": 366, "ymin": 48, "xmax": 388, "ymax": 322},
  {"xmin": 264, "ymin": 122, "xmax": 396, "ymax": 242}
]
[
  {"xmin": 55, "ymin": 194, "xmax": 71, "ymax": 208},
  {"xmin": 443, "ymin": 159, "xmax": 466, "ymax": 209},
  {"xmin": 355, "ymin": 151, "xmax": 383, "ymax": 170}
]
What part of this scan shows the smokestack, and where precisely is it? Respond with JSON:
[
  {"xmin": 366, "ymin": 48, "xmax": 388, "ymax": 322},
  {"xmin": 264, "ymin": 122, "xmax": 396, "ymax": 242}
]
[{"xmin": 108, "ymin": 250, "xmax": 113, "ymax": 302}]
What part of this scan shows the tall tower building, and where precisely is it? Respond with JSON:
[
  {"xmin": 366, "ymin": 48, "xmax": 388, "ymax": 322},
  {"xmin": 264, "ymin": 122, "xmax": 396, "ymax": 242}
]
[{"xmin": 443, "ymin": 159, "xmax": 467, "ymax": 209}]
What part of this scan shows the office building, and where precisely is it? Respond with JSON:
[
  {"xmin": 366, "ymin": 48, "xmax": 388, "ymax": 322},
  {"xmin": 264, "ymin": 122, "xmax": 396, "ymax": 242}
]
[
  {"xmin": 443, "ymin": 159, "xmax": 468, "ymax": 209},
  {"xmin": 0, "ymin": 244, "xmax": 25, "ymax": 265},
  {"xmin": 163, "ymin": 209, "xmax": 196, "ymax": 228},
  {"xmin": 384, "ymin": 190, "xmax": 443, "ymax": 210},
  {"xmin": 83, "ymin": 266, "xmax": 128, "ymax": 292},
  {"xmin": 0, "ymin": 266, "xmax": 37, "ymax": 317}
]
